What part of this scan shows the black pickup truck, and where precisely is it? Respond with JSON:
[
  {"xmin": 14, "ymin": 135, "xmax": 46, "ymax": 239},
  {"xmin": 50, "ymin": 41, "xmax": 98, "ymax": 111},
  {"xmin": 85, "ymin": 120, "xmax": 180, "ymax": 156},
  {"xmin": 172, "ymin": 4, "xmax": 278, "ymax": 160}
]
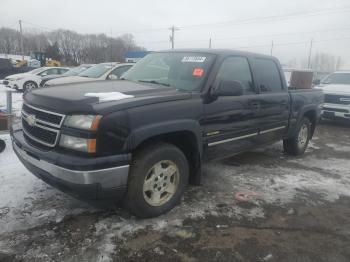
[{"xmin": 11, "ymin": 49, "xmax": 323, "ymax": 217}]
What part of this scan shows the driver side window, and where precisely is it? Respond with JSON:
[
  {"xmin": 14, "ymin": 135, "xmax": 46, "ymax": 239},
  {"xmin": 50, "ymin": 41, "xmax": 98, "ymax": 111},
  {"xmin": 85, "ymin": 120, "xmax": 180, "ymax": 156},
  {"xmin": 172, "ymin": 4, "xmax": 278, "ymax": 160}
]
[
  {"xmin": 108, "ymin": 65, "xmax": 132, "ymax": 79},
  {"xmin": 216, "ymin": 56, "xmax": 254, "ymax": 93}
]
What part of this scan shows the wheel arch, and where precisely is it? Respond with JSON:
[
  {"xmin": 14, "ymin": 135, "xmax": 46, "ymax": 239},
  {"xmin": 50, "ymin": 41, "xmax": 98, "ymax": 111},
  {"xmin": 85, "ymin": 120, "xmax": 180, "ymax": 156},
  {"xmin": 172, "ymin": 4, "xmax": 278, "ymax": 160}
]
[
  {"xmin": 126, "ymin": 120, "xmax": 203, "ymax": 185},
  {"xmin": 302, "ymin": 109, "xmax": 318, "ymax": 138},
  {"xmin": 287, "ymin": 107, "xmax": 319, "ymax": 139}
]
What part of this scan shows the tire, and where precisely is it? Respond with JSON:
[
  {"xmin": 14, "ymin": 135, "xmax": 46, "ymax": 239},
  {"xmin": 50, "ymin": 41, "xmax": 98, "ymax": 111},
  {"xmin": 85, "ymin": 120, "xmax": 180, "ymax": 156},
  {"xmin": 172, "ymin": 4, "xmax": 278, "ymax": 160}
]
[
  {"xmin": 283, "ymin": 117, "xmax": 311, "ymax": 156},
  {"xmin": 23, "ymin": 81, "xmax": 38, "ymax": 92},
  {"xmin": 0, "ymin": 139, "xmax": 5, "ymax": 153},
  {"xmin": 124, "ymin": 142, "xmax": 189, "ymax": 218}
]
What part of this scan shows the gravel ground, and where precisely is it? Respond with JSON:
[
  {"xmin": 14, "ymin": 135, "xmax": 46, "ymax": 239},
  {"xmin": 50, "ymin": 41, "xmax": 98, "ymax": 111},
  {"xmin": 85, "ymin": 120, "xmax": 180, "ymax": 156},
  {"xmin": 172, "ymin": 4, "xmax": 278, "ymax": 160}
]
[{"xmin": 0, "ymin": 94, "xmax": 349, "ymax": 261}]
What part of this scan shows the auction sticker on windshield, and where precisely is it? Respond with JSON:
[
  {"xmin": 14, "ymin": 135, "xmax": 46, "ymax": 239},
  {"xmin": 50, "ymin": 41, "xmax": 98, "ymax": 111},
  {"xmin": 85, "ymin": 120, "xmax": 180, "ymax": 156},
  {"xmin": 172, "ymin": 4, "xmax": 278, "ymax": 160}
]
[
  {"xmin": 193, "ymin": 68, "xmax": 204, "ymax": 77},
  {"xmin": 181, "ymin": 56, "xmax": 206, "ymax": 63}
]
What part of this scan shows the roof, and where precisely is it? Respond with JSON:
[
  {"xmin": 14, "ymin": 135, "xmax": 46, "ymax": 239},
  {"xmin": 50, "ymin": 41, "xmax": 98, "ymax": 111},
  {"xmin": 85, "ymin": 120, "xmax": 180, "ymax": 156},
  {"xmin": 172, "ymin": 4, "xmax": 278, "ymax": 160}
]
[
  {"xmin": 156, "ymin": 48, "xmax": 277, "ymax": 60},
  {"xmin": 124, "ymin": 51, "xmax": 151, "ymax": 58},
  {"xmin": 334, "ymin": 70, "xmax": 350, "ymax": 73}
]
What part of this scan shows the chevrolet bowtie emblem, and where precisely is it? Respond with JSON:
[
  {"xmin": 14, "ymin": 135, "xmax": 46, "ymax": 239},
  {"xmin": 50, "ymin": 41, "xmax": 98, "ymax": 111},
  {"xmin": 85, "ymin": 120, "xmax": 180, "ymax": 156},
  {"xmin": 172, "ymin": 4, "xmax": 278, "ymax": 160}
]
[{"xmin": 27, "ymin": 114, "xmax": 37, "ymax": 127}]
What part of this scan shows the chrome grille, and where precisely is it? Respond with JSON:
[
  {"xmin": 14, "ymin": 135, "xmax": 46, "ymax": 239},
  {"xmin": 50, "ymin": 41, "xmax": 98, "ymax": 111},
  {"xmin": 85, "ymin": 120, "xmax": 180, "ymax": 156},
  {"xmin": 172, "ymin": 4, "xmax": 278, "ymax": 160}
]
[
  {"xmin": 21, "ymin": 103, "xmax": 65, "ymax": 147},
  {"xmin": 324, "ymin": 94, "xmax": 350, "ymax": 105}
]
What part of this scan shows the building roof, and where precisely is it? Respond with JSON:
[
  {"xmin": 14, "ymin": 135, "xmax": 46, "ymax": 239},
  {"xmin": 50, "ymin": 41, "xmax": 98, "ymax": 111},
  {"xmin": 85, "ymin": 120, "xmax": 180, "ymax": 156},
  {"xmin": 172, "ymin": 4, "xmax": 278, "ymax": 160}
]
[{"xmin": 124, "ymin": 51, "xmax": 151, "ymax": 58}]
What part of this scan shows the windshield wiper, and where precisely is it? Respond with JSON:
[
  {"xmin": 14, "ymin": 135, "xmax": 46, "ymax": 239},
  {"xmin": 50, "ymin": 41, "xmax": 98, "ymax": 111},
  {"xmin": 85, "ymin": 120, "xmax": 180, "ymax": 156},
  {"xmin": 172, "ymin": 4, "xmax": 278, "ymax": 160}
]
[{"xmin": 137, "ymin": 80, "xmax": 170, "ymax": 87}]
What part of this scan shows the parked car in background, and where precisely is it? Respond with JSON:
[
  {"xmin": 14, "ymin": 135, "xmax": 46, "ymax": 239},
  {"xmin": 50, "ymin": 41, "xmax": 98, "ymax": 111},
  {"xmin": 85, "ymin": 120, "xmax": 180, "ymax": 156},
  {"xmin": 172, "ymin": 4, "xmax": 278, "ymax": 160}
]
[
  {"xmin": 3, "ymin": 67, "xmax": 69, "ymax": 91},
  {"xmin": 0, "ymin": 58, "xmax": 36, "ymax": 80},
  {"xmin": 44, "ymin": 63, "xmax": 133, "ymax": 86},
  {"xmin": 40, "ymin": 64, "xmax": 95, "ymax": 87},
  {"xmin": 315, "ymin": 71, "xmax": 350, "ymax": 120},
  {"xmin": 12, "ymin": 49, "xmax": 323, "ymax": 218}
]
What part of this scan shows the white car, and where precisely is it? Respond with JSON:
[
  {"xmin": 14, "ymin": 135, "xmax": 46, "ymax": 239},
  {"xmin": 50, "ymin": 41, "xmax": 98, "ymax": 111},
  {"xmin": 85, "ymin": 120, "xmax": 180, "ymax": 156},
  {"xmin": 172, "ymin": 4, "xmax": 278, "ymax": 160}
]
[
  {"xmin": 316, "ymin": 71, "xmax": 350, "ymax": 120},
  {"xmin": 44, "ymin": 62, "xmax": 133, "ymax": 86},
  {"xmin": 3, "ymin": 67, "xmax": 69, "ymax": 92}
]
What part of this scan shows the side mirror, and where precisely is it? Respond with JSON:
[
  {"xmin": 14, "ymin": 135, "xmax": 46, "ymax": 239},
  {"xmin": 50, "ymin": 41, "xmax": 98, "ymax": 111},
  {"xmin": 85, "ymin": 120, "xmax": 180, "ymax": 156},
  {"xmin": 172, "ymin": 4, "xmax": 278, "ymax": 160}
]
[
  {"xmin": 312, "ymin": 79, "xmax": 321, "ymax": 85},
  {"xmin": 213, "ymin": 80, "xmax": 244, "ymax": 96},
  {"xmin": 108, "ymin": 74, "xmax": 118, "ymax": 80}
]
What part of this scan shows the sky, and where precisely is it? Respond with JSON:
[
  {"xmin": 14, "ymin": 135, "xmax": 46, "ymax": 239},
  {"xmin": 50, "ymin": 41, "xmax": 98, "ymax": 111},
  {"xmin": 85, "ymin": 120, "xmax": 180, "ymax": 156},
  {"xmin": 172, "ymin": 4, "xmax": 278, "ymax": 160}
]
[{"xmin": 1, "ymin": 0, "xmax": 350, "ymax": 68}]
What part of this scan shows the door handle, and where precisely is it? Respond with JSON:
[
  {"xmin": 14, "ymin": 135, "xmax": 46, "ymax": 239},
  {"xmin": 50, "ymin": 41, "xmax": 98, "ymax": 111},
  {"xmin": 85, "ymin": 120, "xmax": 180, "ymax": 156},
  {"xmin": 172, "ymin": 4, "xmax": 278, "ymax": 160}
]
[{"xmin": 250, "ymin": 101, "xmax": 260, "ymax": 110}]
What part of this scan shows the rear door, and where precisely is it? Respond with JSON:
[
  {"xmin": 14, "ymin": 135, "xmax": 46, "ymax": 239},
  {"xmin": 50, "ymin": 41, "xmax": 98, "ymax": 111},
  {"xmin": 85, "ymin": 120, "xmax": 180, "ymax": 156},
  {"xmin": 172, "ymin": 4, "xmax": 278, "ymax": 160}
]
[
  {"xmin": 250, "ymin": 57, "xmax": 290, "ymax": 142},
  {"xmin": 203, "ymin": 56, "xmax": 259, "ymax": 160}
]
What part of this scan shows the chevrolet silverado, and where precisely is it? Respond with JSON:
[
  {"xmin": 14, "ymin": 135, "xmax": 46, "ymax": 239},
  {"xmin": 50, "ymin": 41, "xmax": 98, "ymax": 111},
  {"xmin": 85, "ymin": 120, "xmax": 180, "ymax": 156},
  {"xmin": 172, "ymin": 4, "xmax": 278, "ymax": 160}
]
[{"xmin": 11, "ymin": 49, "xmax": 324, "ymax": 217}]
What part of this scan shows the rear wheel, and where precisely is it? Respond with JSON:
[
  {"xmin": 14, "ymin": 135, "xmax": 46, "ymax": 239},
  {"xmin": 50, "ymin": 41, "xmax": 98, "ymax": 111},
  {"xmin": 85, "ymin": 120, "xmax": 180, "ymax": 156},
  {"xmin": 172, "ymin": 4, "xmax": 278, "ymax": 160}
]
[
  {"xmin": 124, "ymin": 142, "xmax": 189, "ymax": 218},
  {"xmin": 23, "ymin": 81, "xmax": 37, "ymax": 92},
  {"xmin": 283, "ymin": 117, "xmax": 311, "ymax": 155}
]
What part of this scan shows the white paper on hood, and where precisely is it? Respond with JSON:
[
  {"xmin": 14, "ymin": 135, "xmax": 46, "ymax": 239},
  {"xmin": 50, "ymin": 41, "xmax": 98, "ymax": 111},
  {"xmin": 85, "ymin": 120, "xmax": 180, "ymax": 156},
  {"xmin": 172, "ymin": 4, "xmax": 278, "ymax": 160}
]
[{"xmin": 84, "ymin": 92, "xmax": 134, "ymax": 102}]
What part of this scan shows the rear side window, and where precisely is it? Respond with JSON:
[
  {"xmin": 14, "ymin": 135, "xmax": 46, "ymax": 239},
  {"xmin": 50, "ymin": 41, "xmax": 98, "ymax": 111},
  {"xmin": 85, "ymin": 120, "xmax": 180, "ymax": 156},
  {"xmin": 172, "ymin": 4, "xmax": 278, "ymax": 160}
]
[
  {"xmin": 253, "ymin": 58, "xmax": 283, "ymax": 92},
  {"xmin": 215, "ymin": 56, "xmax": 254, "ymax": 93},
  {"xmin": 46, "ymin": 68, "xmax": 59, "ymax": 75},
  {"xmin": 59, "ymin": 68, "xmax": 68, "ymax": 74},
  {"xmin": 109, "ymin": 65, "xmax": 132, "ymax": 78}
]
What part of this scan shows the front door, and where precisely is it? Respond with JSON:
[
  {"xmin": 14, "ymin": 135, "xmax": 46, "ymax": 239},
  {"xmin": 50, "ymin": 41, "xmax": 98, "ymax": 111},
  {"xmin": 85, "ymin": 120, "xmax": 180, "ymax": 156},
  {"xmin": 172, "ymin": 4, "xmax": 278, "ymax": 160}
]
[{"xmin": 203, "ymin": 56, "xmax": 259, "ymax": 161}]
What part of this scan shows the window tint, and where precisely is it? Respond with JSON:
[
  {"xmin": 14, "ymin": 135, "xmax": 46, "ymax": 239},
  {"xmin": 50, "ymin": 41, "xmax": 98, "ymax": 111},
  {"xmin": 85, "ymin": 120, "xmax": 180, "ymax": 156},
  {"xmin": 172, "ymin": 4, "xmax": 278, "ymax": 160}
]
[
  {"xmin": 216, "ymin": 56, "xmax": 253, "ymax": 93},
  {"xmin": 109, "ymin": 65, "xmax": 132, "ymax": 78},
  {"xmin": 322, "ymin": 73, "xmax": 350, "ymax": 85},
  {"xmin": 44, "ymin": 68, "xmax": 59, "ymax": 75},
  {"xmin": 59, "ymin": 68, "xmax": 68, "ymax": 74},
  {"xmin": 253, "ymin": 58, "xmax": 283, "ymax": 92}
]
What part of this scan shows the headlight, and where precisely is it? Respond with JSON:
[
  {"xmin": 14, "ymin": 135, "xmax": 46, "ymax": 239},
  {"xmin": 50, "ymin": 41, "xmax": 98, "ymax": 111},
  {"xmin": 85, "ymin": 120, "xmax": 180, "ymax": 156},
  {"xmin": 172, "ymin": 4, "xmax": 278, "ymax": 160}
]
[
  {"xmin": 15, "ymin": 77, "xmax": 24, "ymax": 81},
  {"xmin": 64, "ymin": 115, "xmax": 102, "ymax": 131},
  {"xmin": 59, "ymin": 134, "xmax": 96, "ymax": 153}
]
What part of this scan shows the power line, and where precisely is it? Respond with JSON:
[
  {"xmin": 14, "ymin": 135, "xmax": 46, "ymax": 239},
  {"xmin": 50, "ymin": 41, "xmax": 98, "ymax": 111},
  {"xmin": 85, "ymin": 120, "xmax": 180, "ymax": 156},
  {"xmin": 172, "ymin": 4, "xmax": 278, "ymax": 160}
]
[
  {"xmin": 231, "ymin": 36, "xmax": 350, "ymax": 50},
  {"xmin": 138, "ymin": 27, "xmax": 350, "ymax": 44},
  {"xmin": 177, "ymin": 6, "xmax": 350, "ymax": 30},
  {"xmin": 12, "ymin": 5, "xmax": 350, "ymax": 37},
  {"xmin": 113, "ymin": 5, "xmax": 350, "ymax": 34}
]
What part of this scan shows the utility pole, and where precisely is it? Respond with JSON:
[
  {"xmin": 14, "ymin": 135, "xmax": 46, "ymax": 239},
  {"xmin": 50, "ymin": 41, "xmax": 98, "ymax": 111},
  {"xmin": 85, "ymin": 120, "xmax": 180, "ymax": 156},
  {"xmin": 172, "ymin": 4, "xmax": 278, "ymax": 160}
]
[
  {"xmin": 19, "ymin": 19, "xmax": 24, "ymax": 60},
  {"xmin": 169, "ymin": 25, "xmax": 179, "ymax": 49},
  {"xmin": 270, "ymin": 40, "xmax": 274, "ymax": 56},
  {"xmin": 110, "ymin": 29, "xmax": 113, "ymax": 62},
  {"xmin": 307, "ymin": 38, "xmax": 313, "ymax": 69},
  {"xmin": 209, "ymin": 38, "xmax": 212, "ymax": 48}
]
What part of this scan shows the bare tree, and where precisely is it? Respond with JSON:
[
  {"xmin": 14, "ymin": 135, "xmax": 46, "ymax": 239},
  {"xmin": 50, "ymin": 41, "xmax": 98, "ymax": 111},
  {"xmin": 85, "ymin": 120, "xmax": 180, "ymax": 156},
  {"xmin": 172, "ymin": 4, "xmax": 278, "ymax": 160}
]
[
  {"xmin": 0, "ymin": 26, "xmax": 145, "ymax": 65},
  {"xmin": 310, "ymin": 52, "xmax": 343, "ymax": 72}
]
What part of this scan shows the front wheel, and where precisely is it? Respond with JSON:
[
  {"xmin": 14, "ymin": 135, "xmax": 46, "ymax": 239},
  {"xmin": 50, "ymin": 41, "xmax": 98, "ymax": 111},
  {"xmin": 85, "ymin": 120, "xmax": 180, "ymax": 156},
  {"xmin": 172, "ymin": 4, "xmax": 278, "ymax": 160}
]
[
  {"xmin": 23, "ymin": 81, "xmax": 38, "ymax": 92},
  {"xmin": 124, "ymin": 142, "xmax": 189, "ymax": 218},
  {"xmin": 283, "ymin": 117, "xmax": 311, "ymax": 156}
]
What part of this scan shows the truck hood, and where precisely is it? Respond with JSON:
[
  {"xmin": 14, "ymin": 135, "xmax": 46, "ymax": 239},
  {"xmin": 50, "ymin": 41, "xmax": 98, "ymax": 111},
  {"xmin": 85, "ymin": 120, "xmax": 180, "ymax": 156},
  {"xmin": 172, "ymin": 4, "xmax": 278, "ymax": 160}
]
[
  {"xmin": 316, "ymin": 84, "xmax": 350, "ymax": 95},
  {"xmin": 5, "ymin": 73, "xmax": 32, "ymax": 79},
  {"xmin": 24, "ymin": 80, "xmax": 192, "ymax": 114},
  {"xmin": 46, "ymin": 76, "xmax": 98, "ymax": 85}
]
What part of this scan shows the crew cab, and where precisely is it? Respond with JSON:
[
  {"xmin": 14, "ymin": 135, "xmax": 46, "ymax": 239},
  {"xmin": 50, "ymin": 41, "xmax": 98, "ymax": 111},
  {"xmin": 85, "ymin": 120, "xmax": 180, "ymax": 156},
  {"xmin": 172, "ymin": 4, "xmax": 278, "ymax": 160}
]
[
  {"xmin": 11, "ymin": 49, "xmax": 323, "ymax": 218},
  {"xmin": 3, "ymin": 67, "xmax": 69, "ymax": 91},
  {"xmin": 315, "ymin": 71, "xmax": 350, "ymax": 120}
]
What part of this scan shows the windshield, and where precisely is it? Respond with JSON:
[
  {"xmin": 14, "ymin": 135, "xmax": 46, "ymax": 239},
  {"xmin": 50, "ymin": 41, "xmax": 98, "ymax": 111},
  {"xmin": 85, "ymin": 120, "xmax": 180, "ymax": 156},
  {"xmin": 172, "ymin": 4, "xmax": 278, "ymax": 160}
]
[
  {"xmin": 30, "ymin": 68, "xmax": 46, "ymax": 74},
  {"xmin": 63, "ymin": 65, "xmax": 92, "ymax": 76},
  {"xmin": 78, "ymin": 64, "xmax": 114, "ymax": 78},
  {"xmin": 122, "ymin": 52, "xmax": 215, "ymax": 91},
  {"xmin": 321, "ymin": 73, "xmax": 350, "ymax": 85}
]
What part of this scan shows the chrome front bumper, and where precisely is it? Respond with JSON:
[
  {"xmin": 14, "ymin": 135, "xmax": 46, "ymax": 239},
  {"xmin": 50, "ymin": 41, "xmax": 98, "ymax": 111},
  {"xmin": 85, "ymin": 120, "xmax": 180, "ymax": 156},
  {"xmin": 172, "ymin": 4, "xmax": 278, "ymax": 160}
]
[
  {"xmin": 322, "ymin": 103, "xmax": 350, "ymax": 119},
  {"xmin": 12, "ymin": 130, "xmax": 130, "ymax": 200},
  {"xmin": 13, "ymin": 142, "xmax": 129, "ymax": 188}
]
